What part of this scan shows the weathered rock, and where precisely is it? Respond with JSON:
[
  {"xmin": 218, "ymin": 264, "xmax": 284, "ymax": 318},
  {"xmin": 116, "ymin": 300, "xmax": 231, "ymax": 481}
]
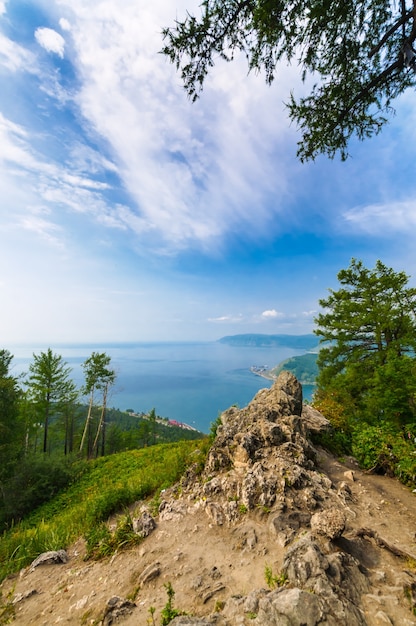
[
  {"xmin": 29, "ymin": 549, "xmax": 68, "ymax": 571},
  {"xmin": 170, "ymin": 618, "xmax": 218, "ymax": 625},
  {"xmin": 102, "ymin": 596, "xmax": 136, "ymax": 625},
  {"xmin": 301, "ymin": 404, "xmax": 331, "ymax": 435},
  {"xmin": 311, "ymin": 508, "xmax": 346, "ymax": 540},
  {"xmin": 12, "ymin": 589, "xmax": 38, "ymax": 604},
  {"xmin": 256, "ymin": 587, "xmax": 323, "ymax": 626},
  {"xmin": 132, "ymin": 510, "xmax": 156, "ymax": 537},
  {"xmin": 139, "ymin": 561, "xmax": 161, "ymax": 584}
]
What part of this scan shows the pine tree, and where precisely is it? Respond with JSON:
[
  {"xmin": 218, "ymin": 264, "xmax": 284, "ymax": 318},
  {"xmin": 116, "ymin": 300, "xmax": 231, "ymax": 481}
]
[
  {"xmin": 315, "ymin": 259, "xmax": 416, "ymax": 427},
  {"xmin": 27, "ymin": 349, "xmax": 75, "ymax": 454}
]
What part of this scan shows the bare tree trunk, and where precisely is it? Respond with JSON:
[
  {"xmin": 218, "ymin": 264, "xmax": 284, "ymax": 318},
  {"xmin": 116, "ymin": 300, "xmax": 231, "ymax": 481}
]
[
  {"xmin": 92, "ymin": 383, "xmax": 108, "ymax": 456},
  {"xmin": 79, "ymin": 389, "xmax": 94, "ymax": 454}
]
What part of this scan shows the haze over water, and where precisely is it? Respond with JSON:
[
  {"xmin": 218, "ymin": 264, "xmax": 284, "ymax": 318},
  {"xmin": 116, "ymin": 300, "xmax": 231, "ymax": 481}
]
[{"xmin": 10, "ymin": 341, "xmax": 314, "ymax": 433}]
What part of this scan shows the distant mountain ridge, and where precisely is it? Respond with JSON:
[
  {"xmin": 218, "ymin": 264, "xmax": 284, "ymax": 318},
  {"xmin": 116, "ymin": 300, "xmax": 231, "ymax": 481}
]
[{"xmin": 218, "ymin": 333, "xmax": 318, "ymax": 350}]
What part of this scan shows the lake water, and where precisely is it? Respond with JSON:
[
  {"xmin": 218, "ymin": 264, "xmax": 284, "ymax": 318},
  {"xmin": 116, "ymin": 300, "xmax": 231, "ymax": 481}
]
[{"xmin": 10, "ymin": 342, "xmax": 315, "ymax": 434}]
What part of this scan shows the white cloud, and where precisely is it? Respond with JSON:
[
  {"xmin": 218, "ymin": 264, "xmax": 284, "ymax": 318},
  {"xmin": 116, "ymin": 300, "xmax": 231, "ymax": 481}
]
[
  {"xmin": 0, "ymin": 33, "xmax": 36, "ymax": 72},
  {"xmin": 208, "ymin": 314, "xmax": 244, "ymax": 323},
  {"xmin": 0, "ymin": 2, "xmax": 6, "ymax": 16},
  {"xmin": 261, "ymin": 309, "xmax": 284, "ymax": 319},
  {"xmin": 49, "ymin": 0, "xmax": 301, "ymax": 252},
  {"xmin": 19, "ymin": 213, "xmax": 64, "ymax": 248},
  {"xmin": 343, "ymin": 200, "xmax": 416, "ymax": 234},
  {"xmin": 0, "ymin": 113, "xmax": 128, "ymax": 240},
  {"xmin": 59, "ymin": 18, "xmax": 71, "ymax": 31},
  {"xmin": 35, "ymin": 27, "xmax": 65, "ymax": 58}
]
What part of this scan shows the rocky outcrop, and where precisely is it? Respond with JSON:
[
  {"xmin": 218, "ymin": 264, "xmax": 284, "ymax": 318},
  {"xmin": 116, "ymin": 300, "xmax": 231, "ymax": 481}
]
[
  {"xmin": 163, "ymin": 372, "xmax": 416, "ymax": 626},
  {"xmin": 4, "ymin": 372, "xmax": 416, "ymax": 626}
]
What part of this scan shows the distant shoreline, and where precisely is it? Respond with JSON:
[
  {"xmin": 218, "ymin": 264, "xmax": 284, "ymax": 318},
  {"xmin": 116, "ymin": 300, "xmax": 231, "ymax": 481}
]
[{"xmin": 250, "ymin": 366, "xmax": 316, "ymax": 386}]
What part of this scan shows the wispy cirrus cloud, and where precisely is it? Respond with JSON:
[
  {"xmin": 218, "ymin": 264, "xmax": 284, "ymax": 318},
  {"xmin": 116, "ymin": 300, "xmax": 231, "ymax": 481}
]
[
  {"xmin": 343, "ymin": 199, "xmax": 416, "ymax": 234},
  {"xmin": 208, "ymin": 314, "xmax": 244, "ymax": 323},
  {"xmin": 0, "ymin": 32, "xmax": 36, "ymax": 71}
]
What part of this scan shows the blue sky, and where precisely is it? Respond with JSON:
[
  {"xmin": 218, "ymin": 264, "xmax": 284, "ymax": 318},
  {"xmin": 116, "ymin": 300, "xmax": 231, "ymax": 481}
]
[{"xmin": 1, "ymin": 0, "xmax": 416, "ymax": 344}]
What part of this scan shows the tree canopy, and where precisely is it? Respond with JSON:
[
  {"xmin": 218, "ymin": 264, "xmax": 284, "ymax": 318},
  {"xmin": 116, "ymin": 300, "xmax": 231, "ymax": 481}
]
[
  {"xmin": 162, "ymin": 0, "xmax": 416, "ymax": 160},
  {"xmin": 314, "ymin": 259, "xmax": 416, "ymax": 428},
  {"xmin": 28, "ymin": 349, "xmax": 75, "ymax": 454}
]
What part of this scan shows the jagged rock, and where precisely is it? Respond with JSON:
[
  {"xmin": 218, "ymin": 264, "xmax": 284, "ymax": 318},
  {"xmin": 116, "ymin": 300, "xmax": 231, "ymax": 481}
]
[
  {"xmin": 29, "ymin": 549, "xmax": 68, "ymax": 571},
  {"xmin": 311, "ymin": 508, "xmax": 346, "ymax": 540},
  {"xmin": 205, "ymin": 501, "xmax": 225, "ymax": 525},
  {"xmin": 159, "ymin": 500, "xmax": 188, "ymax": 521},
  {"xmin": 283, "ymin": 535, "xmax": 369, "ymax": 624},
  {"xmin": 132, "ymin": 510, "xmax": 156, "ymax": 537},
  {"xmin": 102, "ymin": 596, "xmax": 136, "ymax": 625},
  {"xmin": 301, "ymin": 404, "xmax": 331, "ymax": 435},
  {"xmin": 256, "ymin": 587, "xmax": 323, "ymax": 625}
]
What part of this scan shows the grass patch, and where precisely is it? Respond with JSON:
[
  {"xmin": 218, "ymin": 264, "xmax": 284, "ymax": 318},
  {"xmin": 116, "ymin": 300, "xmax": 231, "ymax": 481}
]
[
  {"xmin": 264, "ymin": 564, "xmax": 288, "ymax": 589},
  {"xmin": 0, "ymin": 439, "xmax": 207, "ymax": 582}
]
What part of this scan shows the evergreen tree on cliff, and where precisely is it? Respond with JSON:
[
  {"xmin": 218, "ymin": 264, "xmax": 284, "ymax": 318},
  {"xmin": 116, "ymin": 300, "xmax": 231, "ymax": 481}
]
[
  {"xmin": 162, "ymin": 0, "xmax": 416, "ymax": 160},
  {"xmin": 314, "ymin": 259, "xmax": 416, "ymax": 428}
]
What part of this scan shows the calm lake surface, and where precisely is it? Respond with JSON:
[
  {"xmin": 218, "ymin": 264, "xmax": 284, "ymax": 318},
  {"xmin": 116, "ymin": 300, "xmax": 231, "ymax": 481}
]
[{"xmin": 10, "ymin": 342, "xmax": 315, "ymax": 434}]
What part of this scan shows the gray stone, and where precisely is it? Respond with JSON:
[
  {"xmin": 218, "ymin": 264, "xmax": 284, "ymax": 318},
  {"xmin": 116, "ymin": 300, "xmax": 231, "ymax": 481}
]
[
  {"xmin": 29, "ymin": 549, "xmax": 68, "ymax": 571},
  {"xmin": 103, "ymin": 596, "xmax": 136, "ymax": 626},
  {"xmin": 256, "ymin": 587, "xmax": 323, "ymax": 625},
  {"xmin": 311, "ymin": 508, "xmax": 346, "ymax": 540},
  {"xmin": 132, "ymin": 510, "xmax": 156, "ymax": 537},
  {"xmin": 138, "ymin": 561, "xmax": 161, "ymax": 584}
]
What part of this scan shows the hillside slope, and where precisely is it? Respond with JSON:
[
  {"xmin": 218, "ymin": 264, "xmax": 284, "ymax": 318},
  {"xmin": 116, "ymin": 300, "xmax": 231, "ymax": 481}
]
[{"xmin": 2, "ymin": 374, "xmax": 416, "ymax": 626}]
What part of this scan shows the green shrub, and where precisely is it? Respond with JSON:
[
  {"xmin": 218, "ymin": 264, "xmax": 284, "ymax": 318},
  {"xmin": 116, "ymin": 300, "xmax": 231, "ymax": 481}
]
[
  {"xmin": 311, "ymin": 428, "xmax": 352, "ymax": 457},
  {"xmin": 352, "ymin": 424, "xmax": 416, "ymax": 484},
  {"xmin": 0, "ymin": 455, "xmax": 87, "ymax": 530}
]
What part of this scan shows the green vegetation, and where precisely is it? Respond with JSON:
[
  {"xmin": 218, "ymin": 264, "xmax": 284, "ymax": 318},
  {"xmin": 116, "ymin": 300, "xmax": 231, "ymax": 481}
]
[
  {"xmin": 163, "ymin": 1, "xmax": 416, "ymax": 161},
  {"xmin": 84, "ymin": 512, "xmax": 142, "ymax": 560},
  {"xmin": 0, "ymin": 347, "xmax": 204, "ymax": 532},
  {"xmin": 160, "ymin": 582, "xmax": 185, "ymax": 625},
  {"xmin": 269, "ymin": 353, "xmax": 318, "ymax": 384},
  {"xmin": 313, "ymin": 259, "xmax": 416, "ymax": 483},
  {"xmin": 264, "ymin": 564, "xmax": 288, "ymax": 589},
  {"xmin": 0, "ymin": 439, "xmax": 208, "ymax": 582},
  {"xmin": 218, "ymin": 334, "xmax": 317, "ymax": 349}
]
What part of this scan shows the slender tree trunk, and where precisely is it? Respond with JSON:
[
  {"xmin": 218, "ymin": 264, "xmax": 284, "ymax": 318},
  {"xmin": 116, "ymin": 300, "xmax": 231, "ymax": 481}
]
[
  {"xmin": 69, "ymin": 412, "xmax": 74, "ymax": 454},
  {"xmin": 64, "ymin": 411, "xmax": 68, "ymax": 456},
  {"xmin": 43, "ymin": 393, "xmax": 51, "ymax": 454},
  {"xmin": 79, "ymin": 389, "xmax": 94, "ymax": 454},
  {"xmin": 101, "ymin": 414, "xmax": 106, "ymax": 457},
  {"xmin": 93, "ymin": 384, "xmax": 108, "ymax": 456}
]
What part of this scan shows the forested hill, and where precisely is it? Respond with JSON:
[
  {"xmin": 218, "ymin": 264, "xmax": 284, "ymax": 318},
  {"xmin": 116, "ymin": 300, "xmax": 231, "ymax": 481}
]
[
  {"xmin": 268, "ymin": 353, "xmax": 318, "ymax": 385},
  {"xmin": 218, "ymin": 333, "xmax": 318, "ymax": 350}
]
